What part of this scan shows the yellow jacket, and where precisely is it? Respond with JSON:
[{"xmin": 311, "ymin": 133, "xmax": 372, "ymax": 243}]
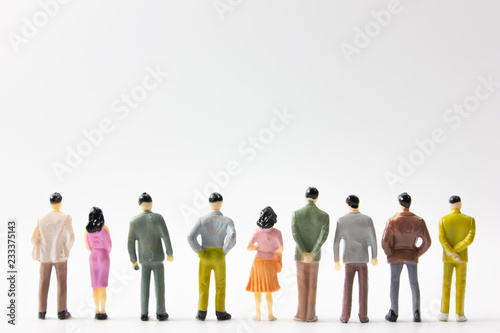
[{"xmin": 438, "ymin": 209, "xmax": 475, "ymax": 263}]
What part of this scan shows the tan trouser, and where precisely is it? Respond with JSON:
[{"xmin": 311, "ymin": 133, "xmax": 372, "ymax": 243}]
[
  {"xmin": 39, "ymin": 261, "xmax": 68, "ymax": 312},
  {"xmin": 296, "ymin": 261, "xmax": 319, "ymax": 321}
]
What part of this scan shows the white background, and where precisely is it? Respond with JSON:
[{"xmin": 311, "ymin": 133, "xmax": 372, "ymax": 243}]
[{"xmin": 1, "ymin": 1, "xmax": 500, "ymax": 332}]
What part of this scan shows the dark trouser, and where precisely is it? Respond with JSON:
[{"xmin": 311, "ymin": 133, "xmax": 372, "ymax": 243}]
[
  {"xmin": 296, "ymin": 261, "xmax": 319, "ymax": 321},
  {"xmin": 390, "ymin": 262, "xmax": 420, "ymax": 315},
  {"xmin": 39, "ymin": 261, "xmax": 68, "ymax": 312},
  {"xmin": 141, "ymin": 263, "xmax": 165, "ymax": 315},
  {"xmin": 342, "ymin": 263, "xmax": 368, "ymax": 321}
]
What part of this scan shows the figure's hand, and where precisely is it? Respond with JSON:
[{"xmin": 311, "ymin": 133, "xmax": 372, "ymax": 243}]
[
  {"xmin": 302, "ymin": 252, "xmax": 315, "ymax": 263},
  {"xmin": 371, "ymin": 258, "xmax": 378, "ymax": 266},
  {"xmin": 248, "ymin": 245, "xmax": 257, "ymax": 251},
  {"xmin": 167, "ymin": 255, "xmax": 174, "ymax": 262},
  {"xmin": 132, "ymin": 262, "xmax": 140, "ymax": 270},
  {"xmin": 197, "ymin": 250, "xmax": 204, "ymax": 258},
  {"xmin": 335, "ymin": 262, "xmax": 341, "ymax": 271},
  {"xmin": 450, "ymin": 253, "xmax": 463, "ymax": 263}
]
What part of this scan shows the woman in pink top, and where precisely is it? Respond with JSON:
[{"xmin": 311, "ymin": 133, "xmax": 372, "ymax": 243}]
[
  {"xmin": 246, "ymin": 206, "xmax": 283, "ymax": 321},
  {"xmin": 85, "ymin": 207, "xmax": 112, "ymax": 320}
]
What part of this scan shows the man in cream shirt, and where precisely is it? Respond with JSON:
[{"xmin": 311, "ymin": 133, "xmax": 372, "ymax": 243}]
[{"xmin": 32, "ymin": 192, "xmax": 75, "ymax": 320}]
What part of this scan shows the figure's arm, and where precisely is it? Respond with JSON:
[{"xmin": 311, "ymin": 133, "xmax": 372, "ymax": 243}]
[
  {"xmin": 159, "ymin": 216, "xmax": 173, "ymax": 261},
  {"xmin": 416, "ymin": 219, "xmax": 431, "ymax": 257},
  {"xmin": 103, "ymin": 225, "xmax": 112, "ymax": 254},
  {"xmin": 381, "ymin": 219, "xmax": 393, "ymax": 257},
  {"xmin": 367, "ymin": 217, "xmax": 378, "ymax": 261},
  {"xmin": 276, "ymin": 230, "xmax": 284, "ymax": 253},
  {"xmin": 65, "ymin": 216, "xmax": 75, "ymax": 252},
  {"xmin": 247, "ymin": 230, "xmax": 258, "ymax": 251},
  {"xmin": 223, "ymin": 219, "xmax": 236, "ymax": 255},
  {"xmin": 311, "ymin": 215, "xmax": 330, "ymax": 255},
  {"xmin": 127, "ymin": 221, "xmax": 139, "ymax": 269},
  {"xmin": 453, "ymin": 217, "xmax": 476, "ymax": 253},
  {"xmin": 187, "ymin": 219, "xmax": 204, "ymax": 253},
  {"xmin": 84, "ymin": 231, "xmax": 90, "ymax": 251},
  {"xmin": 438, "ymin": 217, "xmax": 455, "ymax": 255},
  {"xmin": 31, "ymin": 218, "xmax": 40, "ymax": 245},
  {"xmin": 291, "ymin": 212, "xmax": 307, "ymax": 255},
  {"xmin": 333, "ymin": 221, "xmax": 342, "ymax": 265}
]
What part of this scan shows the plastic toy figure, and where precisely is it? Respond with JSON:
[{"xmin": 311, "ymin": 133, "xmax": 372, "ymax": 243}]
[
  {"xmin": 246, "ymin": 206, "xmax": 283, "ymax": 321},
  {"xmin": 381, "ymin": 192, "xmax": 431, "ymax": 322},
  {"xmin": 127, "ymin": 193, "xmax": 173, "ymax": 321},
  {"xmin": 333, "ymin": 195, "xmax": 377, "ymax": 323},
  {"xmin": 187, "ymin": 192, "xmax": 236, "ymax": 321},
  {"xmin": 438, "ymin": 195, "xmax": 476, "ymax": 322},
  {"xmin": 291, "ymin": 187, "xmax": 329, "ymax": 322},
  {"xmin": 85, "ymin": 207, "xmax": 112, "ymax": 320},
  {"xmin": 31, "ymin": 192, "xmax": 74, "ymax": 320}
]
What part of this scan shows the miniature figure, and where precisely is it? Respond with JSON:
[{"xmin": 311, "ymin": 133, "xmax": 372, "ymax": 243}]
[
  {"xmin": 381, "ymin": 192, "xmax": 431, "ymax": 322},
  {"xmin": 246, "ymin": 206, "xmax": 283, "ymax": 321},
  {"xmin": 187, "ymin": 192, "xmax": 236, "ymax": 321},
  {"xmin": 333, "ymin": 195, "xmax": 377, "ymax": 323},
  {"xmin": 438, "ymin": 195, "xmax": 476, "ymax": 322},
  {"xmin": 127, "ymin": 193, "xmax": 173, "ymax": 321},
  {"xmin": 291, "ymin": 187, "xmax": 330, "ymax": 322},
  {"xmin": 31, "ymin": 192, "xmax": 74, "ymax": 320},
  {"xmin": 85, "ymin": 207, "xmax": 112, "ymax": 320}
]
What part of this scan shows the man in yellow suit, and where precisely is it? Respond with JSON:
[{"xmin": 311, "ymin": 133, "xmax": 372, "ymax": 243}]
[{"xmin": 438, "ymin": 195, "xmax": 476, "ymax": 322}]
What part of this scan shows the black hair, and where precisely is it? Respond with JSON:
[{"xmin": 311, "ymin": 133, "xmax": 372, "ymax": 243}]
[
  {"xmin": 50, "ymin": 192, "xmax": 63, "ymax": 204},
  {"xmin": 257, "ymin": 206, "xmax": 277, "ymax": 229},
  {"xmin": 86, "ymin": 207, "xmax": 105, "ymax": 233},
  {"xmin": 398, "ymin": 192, "xmax": 412, "ymax": 209},
  {"xmin": 449, "ymin": 195, "xmax": 461, "ymax": 204},
  {"xmin": 138, "ymin": 192, "xmax": 152, "ymax": 205},
  {"xmin": 305, "ymin": 187, "xmax": 319, "ymax": 200},
  {"xmin": 209, "ymin": 192, "xmax": 223, "ymax": 203},
  {"xmin": 346, "ymin": 195, "xmax": 360, "ymax": 209}
]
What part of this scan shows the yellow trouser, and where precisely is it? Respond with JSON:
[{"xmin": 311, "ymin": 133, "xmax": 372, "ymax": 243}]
[
  {"xmin": 198, "ymin": 247, "xmax": 226, "ymax": 312},
  {"xmin": 441, "ymin": 262, "xmax": 467, "ymax": 316}
]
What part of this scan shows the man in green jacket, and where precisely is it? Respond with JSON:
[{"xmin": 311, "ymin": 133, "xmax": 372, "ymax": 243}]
[
  {"xmin": 292, "ymin": 187, "xmax": 330, "ymax": 322},
  {"xmin": 128, "ymin": 193, "xmax": 174, "ymax": 321}
]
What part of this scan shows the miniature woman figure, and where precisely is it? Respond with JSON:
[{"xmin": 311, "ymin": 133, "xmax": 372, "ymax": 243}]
[
  {"xmin": 246, "ymin": 206, "xmax": 283, "ymax": 321},
  {"xmin": 85, "ymin": 207, "xmax": 112, "ymax": 320}
]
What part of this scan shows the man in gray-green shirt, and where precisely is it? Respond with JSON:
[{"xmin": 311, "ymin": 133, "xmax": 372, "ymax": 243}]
[
  {"xmin": 291, "ymin": 187, "xmax": 329, "ymax": 322},
  {"xmin": 128, "ymin": 193, "xmax": 173, "ymax": 321}
]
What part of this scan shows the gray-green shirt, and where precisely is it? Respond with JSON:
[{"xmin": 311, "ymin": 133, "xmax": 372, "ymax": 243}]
[
  {"xmin": 292, "ymin": 201, "xmax": 330, "ymax": 261},
  {"xmin": 128, "ymin": 210, "xmax": 173, "ymax": 264},
  {"xmin": 187, "ymin": 210, "xmax": 236, "ymax": 255}
]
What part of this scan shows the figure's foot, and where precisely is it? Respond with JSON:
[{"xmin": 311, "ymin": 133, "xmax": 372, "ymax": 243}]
[
  {"xmin": 141, "ymin": 314, "xmax": 149, "ymax": 321},
  {"xmin": 359, "ymin": 316, "xmax": 369, "ymax": 323},
  {"xmin": 216, "ymin": 311, "xmax": 231, "ymax": 321},
  {"xmin": 58, "ymin": 310, "xmax": 71, "ymax": 320},
  {"xmin": 413, "ymin": 309, "xmax": 421, "ymax": 322},
  {"xmin": 340, "ymin": 316, "xmax": 348, "ymax": 323},
  {"xmin": 38, "ymin": 312, "xmax": 46, "ymax": 320},
  {"xmin": 95, "ymin": 313, "xmax": 108, "ymax": 320},
  {"xmin": 438, "ymin": 312, "xmax": 449, "ymax": 322},
  {"xmin": 268, "ymin": 315, "xmax": 277, "ymax": 321},
  {"xmin": 196, "ymin": 310, "xmax": 207, "ymax": 321},
  {"xmin": 157, "ymin": 313, "xmax": 169, "ymax": 321},
  {"xmin": 252, "ymin": 315, "xmax": 261, "ymax": 321},
  {"xmin": 385, "ymin": 309, "xmax": 398, "ymax": 322},
  {"xmin": 456, "ymin": 315, "xmax": 468, "ymax": 322},
  {"xmin": 293, "ymin": 316, "xmax": 303, "ymax": 322},
  {"xmin": 306, "ymin": 316, "xmax": 318, "ymax": 322}
]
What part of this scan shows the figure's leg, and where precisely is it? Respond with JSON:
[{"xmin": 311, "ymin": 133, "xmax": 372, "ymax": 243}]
[
  {"xmin": 390, "ymin": 264, "xmax": 403, "ymax": 315},
  {"xmin": 295, "ymin": 262, "xmax": 307, "ymax": 321},
  {"xmin": 198, "ymin": 255, "xmax": 211, "ymax": 312},
  {"xmin": 214, "ymin": 251, "xmax": 226, "ymax": 313},
  {"xmin": 306, "ymin": 262, "xmax": 319, "ymax": 321},
  {"xmin": 358, "ymin": 264, "xmax": 368, "ymax": 322},
  {"xmin": 254, "ymin": 293, "xmax": 261, "ymax": 320},
  {"xmin": 455, "ymin": 263, "xmax": 467, "ymax": 317},
  {"xmin": 440, "ymin": 263, "xmax": 453, "ymax": 315},
  {"xmin": 54, "ymin": 261, "xmax": 68, "ymax": 312},
  {"xmin": 39, "ymin": 262, "xmax": 52, "ymax": 313},
  {"xmin": 93, "ymin": 289, "xmax": 99, "ymax": 313},
  {"xmin": 141, "ymin": 265, "xmax": 152, "ymax": 315},
  {"xmin": 406, "ymin": 263, "xmax": 421, "ymax": 315},
  {"xmin": 266, "ymin": 293, "xmax": 276, "ymax": 320},
  {"xmin": 341, "ymin": 264, "xmax": 356, "ymax": 322},
  {"xmin": 153, "ymin": 264, "xmax": 166, "ymax": 315},
  {"xmin": 100, "ymin": 289, "xmax": 107, "ymax": 314}
]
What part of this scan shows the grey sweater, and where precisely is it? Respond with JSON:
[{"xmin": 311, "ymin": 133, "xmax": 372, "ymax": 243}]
[
  {"xmin": 187, "ymin": 210, "xmax": 236, "ymax": 255},
  {"xmin": 333, "ymin": 211, "xmax": 377, "ymax": 264}
]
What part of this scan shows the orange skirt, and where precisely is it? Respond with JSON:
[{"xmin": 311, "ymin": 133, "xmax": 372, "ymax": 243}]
[{"xmin": 246, "ymin": 256, "xmax": 281, "ymax": 293}]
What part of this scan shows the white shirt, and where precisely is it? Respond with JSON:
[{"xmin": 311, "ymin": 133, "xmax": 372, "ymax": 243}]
[{"xmin": 32, "ymin": 209, "xmax": 75, "ymax": 262}]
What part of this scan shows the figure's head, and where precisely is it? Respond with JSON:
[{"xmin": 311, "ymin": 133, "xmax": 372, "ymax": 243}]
[
  {"xmin": 86, "ymin": 206, "xmax": 105, "ymax": 233},
  {"xmin": 50, "ymin": 192, "xmax": 63, "ymax": 210},
  {"xmin": 346, "ymin": 195, "xmax": 360, "ymax": 211},
  {"xmin": 257, "ymin": 206, "xmax": 277, "ymax": 229},
  {"xmin": 209, "ymin": 192, "xmax": 223, "ymax": 211},
  {"xmin": 449, "ymin": 195, "xmax": 462, "ymax": 210},
  {"xmin": 305, "ymin": 187, "xmax": 319, "ymax": 204},
  {"xmin": 398, "ymin": 192, "xmax": 411, "ymax": 209},
  {"xmin": 138, "ymin": 192, "xmax": 153, "ymax": 211}
]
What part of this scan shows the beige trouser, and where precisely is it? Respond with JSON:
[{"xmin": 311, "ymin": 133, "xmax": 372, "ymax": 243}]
[
  {"xmin": 296, "ymin": 261, "xmax": 319, "ymax": 321},
  {"xmin": 39, "ymin": 261, "xmax": 68, "ymax": 312}
]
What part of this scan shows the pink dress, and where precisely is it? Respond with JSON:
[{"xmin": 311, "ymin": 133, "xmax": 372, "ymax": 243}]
[{"xmin": 87, "ymin": 228, "xmax": 111, "ymax": 290}]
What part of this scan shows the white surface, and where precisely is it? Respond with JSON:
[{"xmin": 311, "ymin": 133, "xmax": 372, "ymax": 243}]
[{"xmin": 1, "ymin": 1, "xmax": 500, "ymax": 332}]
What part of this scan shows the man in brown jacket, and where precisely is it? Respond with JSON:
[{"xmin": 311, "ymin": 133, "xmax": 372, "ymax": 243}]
[{"xmin": 381, "ymin": 192, "xmax": 431, "ymax": 323}]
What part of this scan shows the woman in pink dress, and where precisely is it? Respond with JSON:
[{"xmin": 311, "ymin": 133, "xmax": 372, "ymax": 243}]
[
  {"xmin": 246, "ymin": 206, "xmax": 283, "ymax": 321},
  {"xmin": 85, "ymin": 207, "xmax": 112, "ymax": 320}
]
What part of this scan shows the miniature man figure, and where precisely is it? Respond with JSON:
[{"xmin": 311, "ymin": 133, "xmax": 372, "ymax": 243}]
[
  {"xmin": 128, "ymin": 192, "xmax": 173, "ymax": 321},
  {"xmin": 438, "ymin": 195, "xmax": 476, "ymax": 322},
  {"xmin": 31, "ymin": 192, "xmax": 74, "ymax": 320},
  {"xmin": 291, "ymin": 187, "xmax": 330, "ymax": 322},
  {"xmin": 187, "ymin": 192, "xmax": 236, "ymax": 321},
  {"xmin": 382, "ymin": 192, "xmax": 431, "ymax": 322},
  {"xmin": 333, "ymin": 195, "xmax": 377, "ymax": 323}
]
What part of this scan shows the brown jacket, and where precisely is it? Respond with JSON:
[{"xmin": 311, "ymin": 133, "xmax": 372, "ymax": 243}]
[{"xmin": 381, "ymin": 210, "xmax": 431, "ymax": 264}]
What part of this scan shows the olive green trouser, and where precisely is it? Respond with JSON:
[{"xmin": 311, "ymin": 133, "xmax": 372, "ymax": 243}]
[{"xmin": 198, "ymin": 247, "xmax": 226, "ymax": 312}]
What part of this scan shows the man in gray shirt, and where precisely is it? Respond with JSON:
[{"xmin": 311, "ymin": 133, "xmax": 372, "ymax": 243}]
[
  {"xmin": 334, "ymin": 195, "xmax": 377, "ymax": 323},
  {"xmin": 187, "ymin": 192, "xmax": 236, "ymax": 321}
]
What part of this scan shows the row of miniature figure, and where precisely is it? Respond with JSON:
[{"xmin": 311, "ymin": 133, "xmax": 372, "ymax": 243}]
[{"xmin": 31, "ymin": 188, "xmax": 475, "ymax": 323}]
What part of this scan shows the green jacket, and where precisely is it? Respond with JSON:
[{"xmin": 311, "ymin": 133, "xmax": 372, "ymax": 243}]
[
  {"xmin": 292, "ymin": 201, "xmax": 330, "ymax": 261},
  {"xmin": 439, "ymin": 209, "xmax": 475, "ymax": 263},
  {"xmin": 128, "ymin": 210, "xmax": 173, "ymax": 264}
]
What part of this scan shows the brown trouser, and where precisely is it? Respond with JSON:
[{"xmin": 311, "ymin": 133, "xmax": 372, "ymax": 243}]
[
  {"xmin": 296, "ymin": 261, "xmax": 319, "ymax": 321},
  {"xmin": 342, "ymin": 263, "xmax": 368, "ymax": 321},
  {"xmin": 39, "ymin": 261, "xmax": 68, "ymax": 312}
]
